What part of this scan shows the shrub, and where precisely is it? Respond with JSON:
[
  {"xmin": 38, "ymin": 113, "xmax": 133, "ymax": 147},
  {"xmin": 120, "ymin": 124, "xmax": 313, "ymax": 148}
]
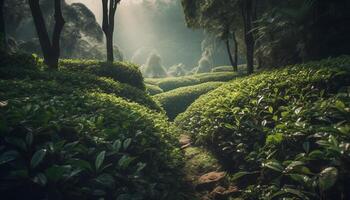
[
  {"xmin": 211, "ymin": 64, "xmax": 247, "ymax": 73},
  {"xmin": 152, "ymin": 72, "xmax": 238, "ymax": 92},
  {"xmin": 211, "ymin": 66, "xmax": 234, "ymax": 72},
  {"xmin": 0, "ymin": 67, "xmax": 160, "ymax": 111},
  {"xmin": 0, "ymin": 64, "xmax": 186, "ymax": 199},
  {"xmin": 146, "ymin": 84, "xmax": 164, "ymax": 95},
  {"xmin": 157, "ymin": 76, "xmax": 201, "ymax": 92},
  {"xmin": 195, "ymin": 71, "xmax": 239, "ymax": 83},
  {"xmin": 176, "ymin": 56, "xmax": 350, "ymax": 200},
  {"xmin": 154, "ymin": 82, "xmax": 224, "ymax": 120},
  {"xmin": 59, "ymin": 59, "xmax": 145, "ymax": 90},
  {"xmin": 0, "ymin": 51, "xmax": 40, "ymax": 69}
]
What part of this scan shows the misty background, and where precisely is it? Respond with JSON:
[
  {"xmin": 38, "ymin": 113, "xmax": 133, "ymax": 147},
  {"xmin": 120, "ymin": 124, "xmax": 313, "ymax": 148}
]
[{"xmin": 66, "ymin": 0, "xmax": 232, "ymax": 68}]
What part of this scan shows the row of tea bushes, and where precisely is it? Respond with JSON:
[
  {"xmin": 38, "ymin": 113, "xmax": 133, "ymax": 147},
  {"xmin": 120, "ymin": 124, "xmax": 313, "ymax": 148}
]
[
  {"xmin": 0, "ymin": 58, "xmax": 187, "ymax": 199},
  {"xmin": 176, "ymin": 56, "xmax": 350, "ymax": 199},
  {"xmin": 59, "ymin": 59, "xmax": 145, "ymax": 90},
  {"xmin": 154, "ymin": 82, "xmax": 224, "ymax": 120},
  {"xmin": 145, "ymin": 71, "xmax": 238, "ymax": 92}
]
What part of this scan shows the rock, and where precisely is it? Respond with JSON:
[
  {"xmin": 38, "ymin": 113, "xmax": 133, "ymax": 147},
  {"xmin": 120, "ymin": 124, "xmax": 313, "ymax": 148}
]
[
  {"xmin": 179, "ymin": 134, "xmax": 191, "ymax": 145},
  {"xmin": 196, "ymin": 171, "xmax": 226, "ymax": 191},
  {"xmin": 210, "ymin": 186, "xmax": 239, "ymax": 200},
  {"xmin": 181, "ymin": 143, "xmax": 192, "ymax": 149}
]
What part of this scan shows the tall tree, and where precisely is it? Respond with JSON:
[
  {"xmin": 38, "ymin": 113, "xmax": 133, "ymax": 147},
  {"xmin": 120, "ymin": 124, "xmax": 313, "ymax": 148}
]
[
  {"xmin": 102, "ymin": 0, "xmax": 121, "ymax": 63},
  {"xmin": 0, "ymin": 0, "xmax": 6, "ymax": 50},
  {"xmin": 240, "ymin": 0, "xmax": 255, "ymax": 74},
  {"xmin": 28, "ymin": 0, "xmax": 65, "ymax": 69},
  {"xmin": 181, "ymin": 0, "xmax": 240, "ymax": 72}
]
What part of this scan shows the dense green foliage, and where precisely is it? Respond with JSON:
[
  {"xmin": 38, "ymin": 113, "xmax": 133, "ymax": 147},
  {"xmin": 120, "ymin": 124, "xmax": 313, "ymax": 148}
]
[
  {"xmin": 212, "ymin": 64, "xmax": 248, "ymax": 73},
  {"xmin": 154, "ymin": 82, "xmax": 224, "ymax": 120},
  {"xmin": 146, "ymin": 84, "xmax": 164, "ymax": 96},
  {"xmin": 59, "ymin": 59, "xmax": 145, "ymax": 90},
  {"xmin": 0, "ymin": 51, "xmax": 39, "ymax": 69},
  {"xmin": 176, "ymin": 56, "xmax": 350, "ymax": 199},
  {"xmin": 0, "ymin": 59, "xmax": 188, "ymax": 199},
  {"xmin": 146, "ymin": 72, "xmax": 237, "ymax": 92}
]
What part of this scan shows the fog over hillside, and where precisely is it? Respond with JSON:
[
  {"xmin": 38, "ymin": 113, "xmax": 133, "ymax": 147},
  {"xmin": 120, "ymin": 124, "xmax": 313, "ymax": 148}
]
[{"xmin": 66, "ymin": 0, "xmax": 231, "ymax": 68}]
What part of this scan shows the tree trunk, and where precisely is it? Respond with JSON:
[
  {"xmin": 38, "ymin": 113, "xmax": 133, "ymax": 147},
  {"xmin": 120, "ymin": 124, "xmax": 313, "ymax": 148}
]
[
  {"xmin": 29, "ymin": 0, "xmax": 52, "ymax": 64},
  {"xmin": 106, "ymin": 33, "xmax": 114, "ymax": 62},
  {"xmin": 0, "ymin": 0, "xmax": 6, "ymax": 50},
  {"xmin": 28, "ymin": 0, "xmax": 65, "ymax": 69},
  {"xmin": 102, "ymin": 0, "xmax": 118, "ymax": 63},
  {"xmin": 233, "ymin": 31, "xmax": 238, "ymax": 72},
  {"xmin": 50, "ymin": 0, "xmax": 65, "ymax": 68},
  {"xmin": 241, "ymin": 0, "xmax": 255, "ymax": 75},
  {"xmin": 226, "ymin": 39, "xmax": 236, "ymax": 71}
]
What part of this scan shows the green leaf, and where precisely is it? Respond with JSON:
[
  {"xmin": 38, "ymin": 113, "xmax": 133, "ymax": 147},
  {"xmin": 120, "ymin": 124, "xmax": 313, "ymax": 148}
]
[
  {"xmin": 263, "ymin": 160, "xmax": 284, "ymax": 172},
  {"xmin": 118, "ymin": 155, "xmax": 135, "ymax": 169},
  {"xmin": 295, "ymin": 107, "xmax": 303, "ymax": 115},
  {"xmin": 123, "ymin": 138, "xmax": 132, "ymax": 150},
  {"xmin": 95, "ymin": 173, "xmax": 115, "ymax": 188},
  {"xmin": 319, "ymin": 167, "xmax": 338, "ymax": 191},
  {"xmin": 45, "ymin": 165, "xmax": 67, "ymax": 182},
  {"xmin": 32, "ymin": 173, "xmax": 47, "ymax": 186},
  {"xmin": 112, "ymin": 140, "xmax": 122, "ymax": 152},
  {"xmin": 231, "ymin": 171, "xmax": 259, "ymax": 181},
  {"xmin": 289, "ymin": 174, "xmax": 310, "ymax": 185},
  {"xmin": 268, "ymin": 106, "xmax": 274, "ymax": 113},
  {"xmin": 284, "ymin": 161, "xmax": 305, "ymax": 172},
  {"xmin": 270, "ymin": 187, "xmax": 309, "ymax": 200},
  {"xmin": 31, "ymin": 149, "xmax": 47, "ymax": 169},
  {"xmin": 95, "ymin": 151, "xmax": 106, "ymax": 171},
  {"xmin": 0, "ymin": 150, "xmax": 19, "ymax": 165},
  {"xmin": 69, "ymin": 159, "xmax": 92, "ymax": 171},
  {"xmin": 335, "ymin": 100, "xmax": 345, "ymax": 111},
  {"xmin": 308, "ymin": 150, "xmax": 324, "ymax": 159},
  {"xmin": 26, "ymin": 132, "xmax": 33, "ymax": 146},
  {"xmin": 303, "ymin": 142, "xmax": 310, "ymax": 153},
  {"xmin": 337, "ymin": 125, "xmax": 350, "ymax": 134},
  {"xmin": 136, "ymin": 162, "xmax": 147, "ymax": 173}
]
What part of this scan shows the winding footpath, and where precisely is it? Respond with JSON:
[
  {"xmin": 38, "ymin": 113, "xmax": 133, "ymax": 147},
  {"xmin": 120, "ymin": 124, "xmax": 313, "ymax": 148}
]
[{"xmin": 179, "ymin": 134, "xmax": 239, "ymax": 200}]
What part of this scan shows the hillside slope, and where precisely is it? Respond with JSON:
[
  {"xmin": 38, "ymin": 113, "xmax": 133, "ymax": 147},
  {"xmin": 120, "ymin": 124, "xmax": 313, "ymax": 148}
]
[{"xmin": 176, "ymin": 56, "xmax": 350, "ymax": 199}]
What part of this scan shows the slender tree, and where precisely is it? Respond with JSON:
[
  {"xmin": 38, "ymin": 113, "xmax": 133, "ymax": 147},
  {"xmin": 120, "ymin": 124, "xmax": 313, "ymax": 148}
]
[
  {"xmin": 102, "ymin": 0, "xmax": 121, "ymax": 63},
  {"xmin": 182, "ymin": 0, "xmax": 240, "ymax": 72},
  {"xmin": 241, "ymin": 0, "xmax": 255, "ymax": 74},
  {"xmin": 28, "ymin": 0, "xmax": 65, "ymax": 69},
  {"xmin": 0, "ymin": 0, "xmax": 6, "ymax": 50},
  {"xmin": 223, "ymin": 26, "xmax": 238, "ymax": 71}
]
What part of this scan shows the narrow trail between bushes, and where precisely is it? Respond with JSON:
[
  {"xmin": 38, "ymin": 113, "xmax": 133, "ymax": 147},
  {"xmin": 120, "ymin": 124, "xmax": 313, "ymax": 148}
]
[{"xmin": 178, "ymin": 134, "xmax": 239, "ymax": 200}]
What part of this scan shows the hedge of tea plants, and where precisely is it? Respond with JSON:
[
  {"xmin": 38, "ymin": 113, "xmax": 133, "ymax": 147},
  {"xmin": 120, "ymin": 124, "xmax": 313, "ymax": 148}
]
[
  {"xmin": 146, "ymin": 84, "xmax": 164, "ymax": 95},
  {"xmin": 176, "ymin": 56, "xmax": 350, "ymax": 199},
  {"xmin": 0, "ymin": 58, "xmax": 187, "ymax": 200},
  {"xmin": 154, "ymin": 82, "xmax": 224, "ymax": 120},
  {"xmin": 59, "ymin": 59, "xmax": 145, "ymax": 90},
  {"xmin": 145, "ymin": 71, "xmax": 238, "ymax": 92}
]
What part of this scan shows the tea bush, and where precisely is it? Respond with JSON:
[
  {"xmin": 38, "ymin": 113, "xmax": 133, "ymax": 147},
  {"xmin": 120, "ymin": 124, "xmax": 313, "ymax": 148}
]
[
  {"xmin": 59, "ymin": 59, "xmax": 145, "ymax": 90},
  {"xmin": 154, "ymin": 82, "xmax": 224, "ymax": 120},
  {"xmin": 0, "ymin": 51, "xmax": 41, "ymax": 69},
  {"xmin": 146, "ymin": 72, "xmax": 238, "ymax": 92},
  {"xmin": 0, "ymin": 67, "xmax": 160, "ymax": 111},
  {"xmin": 211, "ymin": 64, "xmax": 247, "ymax": 72},
  {"xmin": 176, "ymin": 56, "xmax": 350, "ymax": 199},
  {"xmin": 0, "ymin": 64, "xmax": 187, "ymax": 199},
  {"xmin": 146, "ymin": 84, "xmax": 164, "ymax": 95}
]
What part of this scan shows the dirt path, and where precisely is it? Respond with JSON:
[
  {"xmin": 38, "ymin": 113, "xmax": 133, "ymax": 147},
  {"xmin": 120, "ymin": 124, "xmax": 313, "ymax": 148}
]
[{"xmin": 179, "ymin": 135, "xmax": 238, "ymax": 200}]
